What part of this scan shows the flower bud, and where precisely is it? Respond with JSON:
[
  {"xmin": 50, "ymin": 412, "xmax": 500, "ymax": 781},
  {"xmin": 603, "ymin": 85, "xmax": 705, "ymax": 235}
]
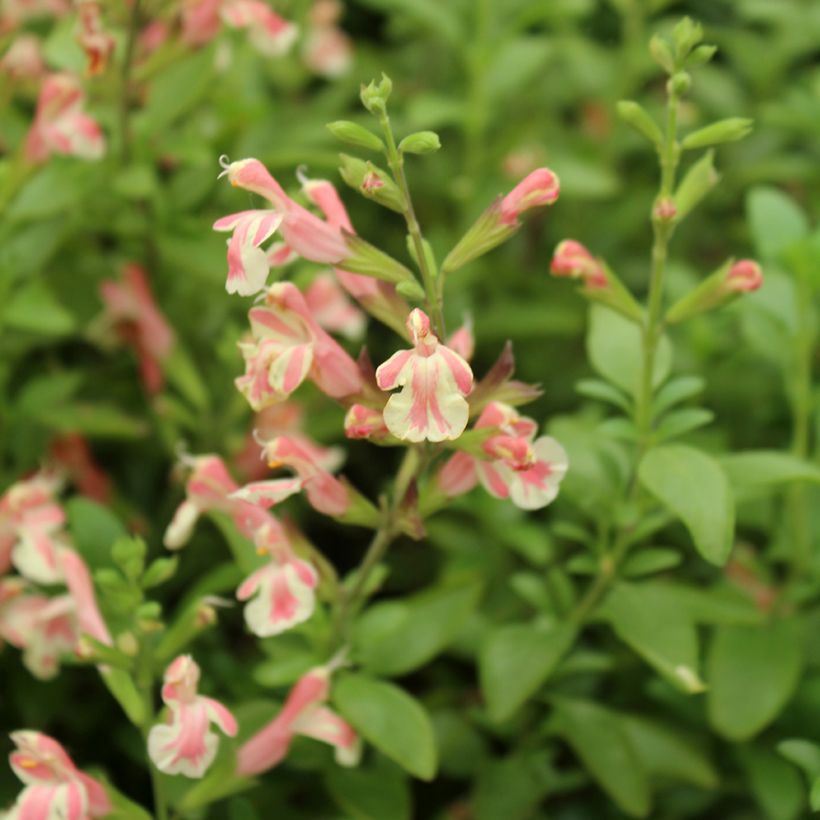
[
  {"xmin": 326, "ymin": 120, "xmax": 385, "ymax": 152},
  {"xmin": 681, "ymin": 117, "xmax": 753, "ymax": 150},
  {"xmin": 665, "ymin": 258, "xmax": 763, "ymax": 324},
  {"xmin": 653, "ymin": 197, "xmax": 677, "ymax": 222},
  {"xmin": 500, "ymin": 168, "xmax": 560, "ymax": 224},
  {"xmin": 344, "ymin": 404, "xmax": 390, "ymax": 441},
  {"xmin": 668, "ymin": 71, "xmax": 691, "ymax": 96},
  {"xmin": 617, "ymin": 100, "xmax": 662, "ymax": 147},
  {"xmin": 674, "ymin": 150, "xmax": 719, "ymax": 220},
  {"xmin": 340, "ymin": 233, "xmax": 418, "ymax": 288},
  {"xmin": 398, "ymin": 130, "xmax": 441, "ymax": 155},
  {"xmin": 360, "ymin": 73, "xmax": 392, "ymax": 115},
  {"xmin": 338, "ymin": 153, "xmax": 405, "ymax": 213}
]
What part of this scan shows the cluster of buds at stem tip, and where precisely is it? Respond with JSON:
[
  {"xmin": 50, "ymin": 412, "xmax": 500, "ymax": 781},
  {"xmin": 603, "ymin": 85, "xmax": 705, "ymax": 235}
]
[
  {"xmin": 665, "ymin": 258, "xmax": 763, "ymax": 324},
  {"xmin": 442, "ymin": 168, "xmax": 560, "ymax": 273},
  {"xmin": 549, "ymin": 240, "xmax": 642, "ymax": 323}
]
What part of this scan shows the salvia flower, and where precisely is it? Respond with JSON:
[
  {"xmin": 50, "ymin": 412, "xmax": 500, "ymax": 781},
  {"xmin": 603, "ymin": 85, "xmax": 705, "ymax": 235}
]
[
  {"xmin": 499, "ymin": 168, "xmax": 561, "ymax": 226},
  {"xmin": 235, "ymin": 282, "xmax": 362, "ymax": 410},
  {"xmin": 0, "ymin": 34, "xmax": 45, "ymax": 80},
  {"xmin": 343, "ymin": 404, "xmax": 390, "ymax": 441},
  {"xmin": 76, "ymin": 0, "xmax": 115, "ymax": 76},
  {"xmin": 304, "ymin": 273, "xmax": 366, "ymax": 340},
  {"xmin": 221, "ymin": 0, "xmax": 299, "ymax": 56},
  {"xmin": 164, "ymin": 454, "xmax": 275, "ymax": 549},
  {"xmin": 24, "ymin": 73, "xmax": 105, "ymax": 163},
  {"xmin": 438, "ymin": 402, "xmax": 568, "ymax": 510},
  {"xmin": 98, "ymin": 263, "xmax": 175, "ymax": 395},
  {"xmin": 6, "ymin": 730, "xmax": 111, "ymax": 819},
  {"xmin": 148, "ymin": 655, "xmax": 238, "ymax": 778},
  {"xmin": 549, "ymin": 240, "xmax": 608, "ymax": 289},
  {"xmin": 235, "ymin": 523, "xmax": 319, "ymax": 637},
  {"xmin": 376, "ymin": 309, "xmax": 474, "ymax": 442},
  {"xmin": 725, "ymin": 259, "xmax": 763, "ymax": 293},
  {"xmin": 0, "ymin": 473, "xmax": 67, "ymax": 584},
  {"xmin": 237, "ymin": 665, "xmax": 360, "ymax": 776}
]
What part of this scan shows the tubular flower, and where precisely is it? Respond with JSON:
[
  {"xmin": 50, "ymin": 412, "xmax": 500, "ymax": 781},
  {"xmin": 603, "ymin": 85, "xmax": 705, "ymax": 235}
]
[
  {"xmin": 76, "ymin": 1, "xmax": 115, "ymax": 76},
  {"xmin": 6, "ymin": 730, "xmax": 111, "ymax": 819},
  {"xmin": 98, "ymin": 263, "xmax": 175, "ymax": 394},
  {"xmin": 148, "ymin": 655, "xmax": 238, "ymax": 778},
  {"xmin": 24, "ymin": 73, "xmax": 105, "ymax": 163},
  {"xmin": 0, "ymin": 579, "xmax": 77, "ymax": 680},
  {"xmin": 302, "ymin": 0, "xmax": 352, "ymax": 78},
  {"xmin": 0, "ymin": 473, "xmax": 67, "ymax": 584},
  {"xmin": 438, "ymin": 402, "xmax": 568, "ymax": 510},
  {"xmin": 549, "ymin": 240, "xmax": 608, "ymax": 289},
  {"xmin": 376, "ymin": 309, "xmax": 474, "ymax": 443},
  {"xmin": 725, "ymin": 259, "xmax": 763, "ymax": 293},
  {"xmin": 304, "ymin": 273, "xmax": 366, "ymax": 340},
  {"xmin": 499, "ymin": 167, "xmax": 561, "ymax": 226},
  {"xmin": 236, "ymin": 523, "xmax": 319, "ymax": 636},
  {"xmin": 221, "ymin": 0, "xmax": 299, "ymax": 56},
  {"xmin": 344, "ymin": 404, "xmax": 390, "ymax": 441},
  {"xmin": 235, "ymin": 282, "xmax": 362, "ymax": 410},
  {"xmin": 0, "ymin": 35, "xmax": 46, "ymax": 80},
  {"xmin": 212, "ymin": 210, "xmax": 284, "ymax": 296},
  {"xmin": 238, "ymin": 434, "xmax": 350, "ymax": 517},
  {"xmin": 163, "ymin": 454, "xmax": 278, "ymax": 549},
  {"xmin": 59, "ymin": 548, "xmax": 111, "ymax": 647},
  {"xmin": 237, "ymin": 666, "xmax": 360, "ymax": 776}
]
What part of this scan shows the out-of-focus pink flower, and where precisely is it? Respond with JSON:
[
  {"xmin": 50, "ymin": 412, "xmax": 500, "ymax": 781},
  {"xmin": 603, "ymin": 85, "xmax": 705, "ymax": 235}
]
[
  {"xmin": 0, "ymin": 473, "xmax": 66, "ymax": 584},
  {"xmin": 235, "ymin": 282, "xmax": 362, "ymax": 410},
  {"xmin": 501, "ymin": 145, "xmax": 547, "ymax": 180},
  {"xmin": 148, "ymin": 655, "xmax": 237, "ymax": 778},
  {"xmin": 138, "ymin": 19, "xmax": 170, "ymax": 56},
  {"xmin": 304, "ymin": 273, "xmax": 366, "ymax": 340},
  {"xmin": 447, "ymin": 323, "xmax": 475, "ymax": 361},
  {"xmin": 437, "ymin": 402, "xmax": 568, "ymax": 510},
  {"xmin": 221, "ymin": 0, "xmax": 299, "ymax": 56},
  {"xmin": 24, "ymin": 73, "xmax": 105, "ymax": 163},
  {"xmin": 6, "ymin": 730, "xmax": 111, "ymax": 819},
  {"xmin": 0, "ymin": 578, "xmax": 77, "ymax": 680},
  {"xmin": 237, "ymin": 665, "xmax": 360, "ymax": 776},
  {"xmin": 59, "ymin": 548, "xmax": 111, "ymax": 647},
  {"xmin": 0, "ymin": 35, "xmax": 45, "ymax": 80},
  {"xmin": 343, "ymin": 404, "xmax": 389, "ymax": 441},
  {"xmin": 99, "ymin": 263, "xmax": 175, "ymax": 394},
  {"xmin": 0, "ymin": 0, "xmax": 68, "ymax": 31},
  {"xmin": 164, "ymin": 454, "xmax": 276, "ymax": 549},
  {"xmin": 376, "ymin": 309, "xmax": 474, "ymax": 443},
  {"xmin": 499, "ymin": 168, "xmax": 560, "ymax": 226},
  {"xmin": 234, "ymin": 434, "xmax": 349, "ymax": 517},
  {"xmin": 181, "ymin": 0, "xmax": 223, "ymax": 45},
  {"xmin": 76, "ymin": 1, "xmax": 115, "ymax": 76},
  {"xmin": 49, "ymin": 435, "xmax": 112, "ymax": 504},
  {"xmin": 725, "ymin": 259, "xmax": 763, "ymax": 293},
  {"xmin": 302, "ymin": 2, "xmax": 352, "ymax": 77},
  {"xmin": 549, "ymin": 240, "xmax": 608, "ymax": 289},
  {"xmin": 235, "ymin": 523, "xmax": 318, "ymax": 636}
]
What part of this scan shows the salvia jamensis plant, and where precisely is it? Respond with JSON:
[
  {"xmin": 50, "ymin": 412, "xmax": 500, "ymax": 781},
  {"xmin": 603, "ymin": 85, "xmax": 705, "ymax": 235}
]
[{"xmin": 1, "ymin": 4, "xmax": 820, "ymax": 819}]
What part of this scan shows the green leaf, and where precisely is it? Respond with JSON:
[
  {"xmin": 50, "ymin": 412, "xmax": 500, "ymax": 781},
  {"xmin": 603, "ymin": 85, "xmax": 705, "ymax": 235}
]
[
  {"xmin": 334, "ymin": 673, "xmax": 437, "ymax": 780},
  {"xmin": 353, "ymin": 0, "xmax": 460, "ymax": 44},
  {"xmin": 587, "ymin": 306, "xmax": 671, "ymax": 397},
  {"xmin": 655, "ymin": 408, "xmax": 714, "ymax": 441},
  {"xmin": 325, "ymin": 757, "xmax": 411, "ymax": 820},
  {"xmin": 778, "ymin": 739, "xmax": 820, "ymax": 779},
  {"xmin": 485, "ymin": 37, "xmax": 553, "ymax": 101},
  {"xmin": 3, "ymin": 281, "xmax": 76, "ymax": 336},
  {"xmin": 638, "ymin": 444, "xmax": 735, "ymax": 566},
  {"xmin": 553, "ymin": 698, "xmax": 651, "ymax": 817},
  {"xmin": 620, "ymin": 715, "xmax": 718, "ymax": 789},
  {"xmin": 720, "ymin": 451, "xmax": 820, "ymax": 489},
  {"xmin": 37, "ymin": 402, "xmax": 147, "ymax": 439},
  {"xmin": 66, "ymin": 497, "xmax": 127, "ymax": 569},
  {"xmin": 354, "ymin": 581, "xmax": 482, "ymax": 676},
  {"xmin": 652, "ymin": 375, "xmax": 704, "ymax": 416},
  {"xmin": 601, "ymin": 582, "xmax": 703, "ymax": 692},
  {"xmin": 708, "ymin": 619, "xmax": 803, "ymax": 740},
  {"xmin": 472, "ymin": 752, "xmax": 558, "ymax": 820},
  {"xmin": 746, "ymin": 186, "xmax": 809, "ymax": 260},
  {"xmin": 480, "ymin": 621, "xmax": 576, "ymax": 722},
  {"xmin": 575, "ymin": 378, "xmax": 631, "ymax": 412},
  {"xmin": 621, "ymin": 548, "xmax": 681, "ymax": 577},
  {"xmin": 738, "ymin": 745, "xmax": 804, "ymax": 820}
]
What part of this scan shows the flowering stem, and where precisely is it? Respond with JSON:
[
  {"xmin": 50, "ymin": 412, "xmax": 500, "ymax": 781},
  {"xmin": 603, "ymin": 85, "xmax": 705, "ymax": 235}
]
[
  {"xmin": 378, "ymin": 111, "xmax": 446, "ymax": 337},
  {"xmin": 119, "ymin": 0, "xmax": 142, "ymax": 164}
]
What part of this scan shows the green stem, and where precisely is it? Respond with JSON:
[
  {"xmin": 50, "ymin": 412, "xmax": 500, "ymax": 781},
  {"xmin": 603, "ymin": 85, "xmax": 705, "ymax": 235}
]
[
  {"xmin": 119, "ymin": 0, "xmax": 142, "ymax": 164},
  {"xmin": 378, "ymin": 112, "xmax": 446, "ymax": 337},
  {"xmin": 137, "ymin": 679, "xmax": 168, "ymax": 820}
]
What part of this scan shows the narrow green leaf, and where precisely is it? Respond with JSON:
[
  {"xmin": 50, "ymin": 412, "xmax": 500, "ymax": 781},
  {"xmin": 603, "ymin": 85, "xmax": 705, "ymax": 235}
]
[
  {"xmin": 621, "ymin": 548, "xmax": 682, "ymax": 577},
  {"xmin": 3, "ymin": 281, "xmax": 76, "ymax": 336},
  {"xmin": 638, "ymin": 444, "xmax": 735, "ymax": 566},
  {"xmin": 720, "ymin": 451, "xmax": 820, "ymax": 489},
  {"xmin": 480, "ymin": 621, "xmax": 576, "ymax": 722},
  {"xmin": 553, "ymin": 698, "xmax": 651, "ymax": 817},
  {"xmin": 655, "ymin": 408, "xmax": 714, "ymax": 441},
  {"xmin": 708, "ymin": 619, "xmax": 803, "ymax": 740},
  {"xmin": 334, "ymin": 674, "xmax": 437, "ymax": 780},
  {"xmin": 652, "ymin": 375, "xmax": 704, "ymax": 416},
  {"xmin": 575, "ymin": 378, "xmax": 632, "ymax": 411}
]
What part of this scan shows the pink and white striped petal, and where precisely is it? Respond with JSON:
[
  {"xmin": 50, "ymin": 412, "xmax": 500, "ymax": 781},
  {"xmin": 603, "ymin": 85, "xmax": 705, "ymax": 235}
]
[{"xmin": 229, "ymin": 478, "xmax": 304, "ymax": 509}]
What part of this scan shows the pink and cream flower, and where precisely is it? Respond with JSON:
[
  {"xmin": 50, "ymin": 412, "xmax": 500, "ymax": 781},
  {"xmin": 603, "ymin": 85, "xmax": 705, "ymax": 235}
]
[
  {"xmin": 6, "ymin": 730, "xmax": 111, "ymax": 819},
  {"xmin": 343, "ymin": 404, "xmax": 390, "ymax": 441},
  {"xmin": 233, "ymin": 434, "xmax": 349, "ymax": 517},
  {"xmin": 0, "ymin": 579, "xmax": 77, "ymax": 680},
  {"xmin": 59, "ymin": 548, "xmax": 111, "ymax": 648},
  {"xmin": 0, "ymin": 473, "xmax": 67, "ymax": 584},
  {"xmin": 499, "ymin": 168, "xmax": 561, "ymax": 226},
  {"xmin": 221, "ymin": 0, "xmax": 298, "ymax": 56},
  {"xmin": 235, "ymin": 523, "xmax": 319, "ymax": 637},
  {"xmin": 376, "ymin": 309, "xmax": 474, "ymax": 442},
  {"xmin": 304, "ymin": 273, "xmax": 366, "ymax": 340},
  {"xmin": 76, "ymin": 1, "xmax": 115, "ymax": 76},
  {"xmin": 24, "ymin": 73, "xmax": 105, "ymax": 163},
  {"xmin": 725, "ymin": 259, "xmax": 763, "ymax": 293},
  {"xmin": 237, "ymin": 665, "xmax": 360, "ymax": 776},
  {"xmin": 163, "ymin": 454, "xmax": 282, "ymax": 549},
  {"xmin": 0, "ymin": 34, "xmax": 46, "ymax": 80},
  {"xmin": 438, "ymin": 402, "xmax": 568, "ymax": 510},
  {"xmin": 98, "ymin": 263, "xmax": 175, "ymax": 395},
  {"xmin": 549, "ymin": 240, "xmax": 608, "ymax": 289},
  {"xmin": 148, "ymin": 655, "xmax": 238, "ymax": 778},
  {"xmin": 235, "ymin": 282, "xmax": 362, "ymax": 410}
]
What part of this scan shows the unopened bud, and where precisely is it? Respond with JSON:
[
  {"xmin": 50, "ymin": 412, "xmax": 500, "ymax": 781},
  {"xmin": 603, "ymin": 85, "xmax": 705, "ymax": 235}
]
[
  {"xmin": 668, "ymin": 71, "xmax": 691, "ymax": 96},
  {"xmin": 326, "ymin": 120, "xmax": 385, "ymax": 152},
  {"xmin": 338, "ymin": 153, "xmax": 405, "ymax": 213},
  {"xmin": 726, "ymin": 259, "xmax": 763, "ymax": 293},
  {"xmin": 344, "ymin": 404, "xmax": 390, "ymax": 441},
  {"xmin": 398, "ymin": 130, "xmax": 441, "ymax": 155},
  {"xmin": 360, "ymin": 73, "xmax": 392, "ymax": 115},
  {"xmin": 116, "ymin": 631, "xmax": 139, "ymax": 657},
  {"xmin": 681, "ymin": 117, "xmax": 753, "ymax": 150},
  {"xmin": 653, "ymin": 197, "xmax": 677, "ymax": 222}
]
